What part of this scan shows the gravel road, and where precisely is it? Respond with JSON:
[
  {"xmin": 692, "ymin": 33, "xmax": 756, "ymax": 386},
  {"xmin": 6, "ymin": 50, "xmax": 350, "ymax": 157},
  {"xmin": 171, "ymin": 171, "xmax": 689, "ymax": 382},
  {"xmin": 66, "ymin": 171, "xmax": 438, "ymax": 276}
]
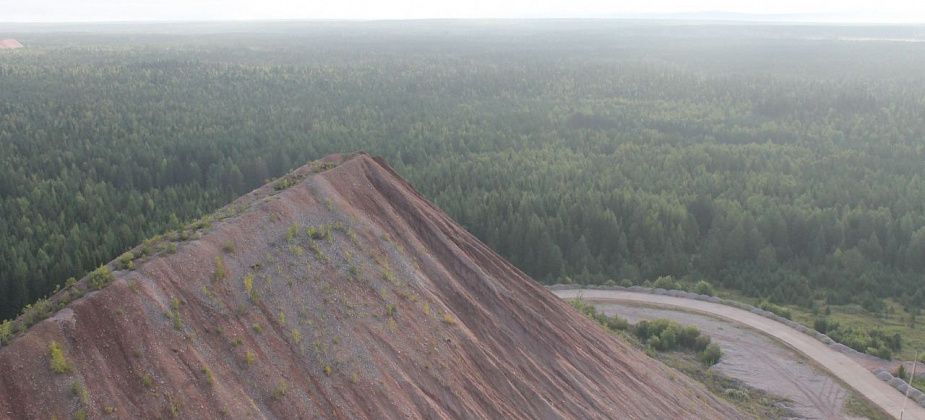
[
  {"xmin": 593, "ymin": 303, "xmax": 856, "ymax": 418},
  {"xmin": 552, "ymin": 288, "xmax": 925, "ymax": 420}
]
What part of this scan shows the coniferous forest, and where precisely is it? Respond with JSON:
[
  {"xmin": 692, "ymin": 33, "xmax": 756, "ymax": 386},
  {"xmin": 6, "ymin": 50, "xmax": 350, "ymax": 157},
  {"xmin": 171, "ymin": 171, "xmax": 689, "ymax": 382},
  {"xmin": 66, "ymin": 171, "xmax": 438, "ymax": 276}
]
[{"xmin": 2, "ymin": 21, "xmax": 925, "ymax": 320}]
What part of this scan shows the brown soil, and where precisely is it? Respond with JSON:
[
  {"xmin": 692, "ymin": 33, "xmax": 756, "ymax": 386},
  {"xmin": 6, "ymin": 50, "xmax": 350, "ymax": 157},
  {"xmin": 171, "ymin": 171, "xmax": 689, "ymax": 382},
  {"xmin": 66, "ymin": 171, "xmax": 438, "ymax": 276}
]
[{"xmin": 0, "ymin": 153, "xmax": 739, "ymax": 419}]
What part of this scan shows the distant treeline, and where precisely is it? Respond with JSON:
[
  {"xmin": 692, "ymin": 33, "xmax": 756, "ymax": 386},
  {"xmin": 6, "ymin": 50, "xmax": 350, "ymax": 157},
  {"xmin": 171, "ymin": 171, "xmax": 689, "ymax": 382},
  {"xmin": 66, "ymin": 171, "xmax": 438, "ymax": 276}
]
[{"xmin": 1, "ymin": 22, "xmax": 924, "ymax": 320}]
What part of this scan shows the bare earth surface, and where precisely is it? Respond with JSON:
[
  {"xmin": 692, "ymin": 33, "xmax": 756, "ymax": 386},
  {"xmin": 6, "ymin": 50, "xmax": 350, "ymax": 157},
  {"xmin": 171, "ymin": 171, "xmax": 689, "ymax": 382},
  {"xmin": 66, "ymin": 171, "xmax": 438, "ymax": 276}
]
[
  {"xmin": 0, "ymin": 154, "xmax": 738, "ymax": 420},
  {"xmin": 553, "ymin": 289, "xmax": 925, "ymax": 420},
  {"xmin": 593, "ymin": 303, "xmax": 858, "ymax": 419},
  {"xmin": 0, "ymin": 39, "xmax": 23, "ymax": 49}
]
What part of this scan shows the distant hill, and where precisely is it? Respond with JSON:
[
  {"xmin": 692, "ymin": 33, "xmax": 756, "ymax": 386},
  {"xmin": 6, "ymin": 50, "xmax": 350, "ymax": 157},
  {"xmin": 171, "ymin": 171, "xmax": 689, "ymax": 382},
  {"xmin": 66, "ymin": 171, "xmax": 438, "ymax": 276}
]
[
  {"xmin": 610, "ymin": 11, "xmax": 852, "ymax": 23},
  {"xmin": 0, "ymin": 153, "xmax": 737, "ymax": 419},
  {"xmin": 0, "ymin": 39, "xmax": 23, "ymax": 49}
]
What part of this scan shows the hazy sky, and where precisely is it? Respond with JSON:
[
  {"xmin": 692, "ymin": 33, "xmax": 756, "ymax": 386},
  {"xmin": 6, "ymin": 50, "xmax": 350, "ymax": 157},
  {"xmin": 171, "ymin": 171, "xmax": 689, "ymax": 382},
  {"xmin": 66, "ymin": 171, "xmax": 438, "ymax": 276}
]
[{"xmin": 2, "ymin": 0, "xmax": 925, "ymax": 23}]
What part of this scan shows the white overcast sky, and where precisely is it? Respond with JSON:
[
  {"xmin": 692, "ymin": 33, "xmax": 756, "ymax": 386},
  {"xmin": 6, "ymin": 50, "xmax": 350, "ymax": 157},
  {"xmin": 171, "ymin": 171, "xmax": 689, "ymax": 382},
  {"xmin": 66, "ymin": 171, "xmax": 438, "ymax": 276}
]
[{"xmin": 2, "ymin": 0, "xmax": 925, "ymax": 23}]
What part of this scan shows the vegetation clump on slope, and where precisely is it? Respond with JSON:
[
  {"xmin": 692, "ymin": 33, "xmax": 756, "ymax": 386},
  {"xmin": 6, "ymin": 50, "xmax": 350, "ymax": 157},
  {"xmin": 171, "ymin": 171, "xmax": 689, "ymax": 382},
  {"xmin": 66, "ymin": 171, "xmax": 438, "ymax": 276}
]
[
  {"xmin": 569, "ymin": 298, "xmax": 722, "ymax": 365},
  {"xmin": 48, "ymin": 341, "xmax": 72, "ymax": 374},
  {"xmin": 0, "ymin": 320, "xmax": 11, "ymax": 345},
  {"xmin": 88, "ymin": 266, "xmax": 114, "ymax": 290}
]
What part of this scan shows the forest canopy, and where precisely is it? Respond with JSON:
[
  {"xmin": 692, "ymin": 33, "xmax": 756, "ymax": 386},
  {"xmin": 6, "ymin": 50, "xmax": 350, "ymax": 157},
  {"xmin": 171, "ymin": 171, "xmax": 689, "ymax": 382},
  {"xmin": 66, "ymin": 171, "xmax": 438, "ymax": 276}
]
[{"xmin": 1, "ymin": 21, "xmax": 924, "ymax": 320}]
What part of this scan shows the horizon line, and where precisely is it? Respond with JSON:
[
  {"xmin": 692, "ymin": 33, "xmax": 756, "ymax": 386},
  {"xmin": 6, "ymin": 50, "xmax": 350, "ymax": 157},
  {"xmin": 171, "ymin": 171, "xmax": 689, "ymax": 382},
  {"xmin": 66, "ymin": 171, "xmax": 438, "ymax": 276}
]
[{"xmin": 3, "ymin": 15, "xmax": 925, "ymax": 26}]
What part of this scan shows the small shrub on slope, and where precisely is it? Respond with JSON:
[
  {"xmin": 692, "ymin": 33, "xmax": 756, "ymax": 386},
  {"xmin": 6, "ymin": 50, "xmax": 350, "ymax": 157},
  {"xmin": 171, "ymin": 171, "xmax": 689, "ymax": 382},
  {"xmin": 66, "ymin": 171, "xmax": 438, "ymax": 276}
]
[
  {"xmin": 71, "ymin": 382, "xmax": 90, "ymax": 405},
  {"xmin": 166, "ymin": 297, "xmax": 183, "ymax": 330},
  {"xmin": 89, "ymin": 265, "xmax": 114, "ymax": 290},
  {"xmin": 700, "ymin": 343, "xmax": 723, "ymax": 365},
  {"xmin": 212, "ymin": 256, "xmax": 227, "ymax": 282},
  {"xmin": 222, "ymin": 240, "xmax": 236, "ymax": 253},
  {"xmin": 49, "ymin": 341, "xmax": 72, "ymax": 374},
  {"xmin": 243, "ymin": 273, "xmax": 257, "ymax": 301},
  {"xmin": 272, "ymin": 381, "xmax": 289, "ymax": 400},
  {"xmin": 273, "ymin": 177, "xmax": 297, "ymax": 191},
  {"xmin": 202, "ymin": 367, "xmax": 215, "ymax": 385},
  {"xmin": 20, "ymin": 298, "xmax": 53, "ymax": 330},
  {"xmin": 0, "ymin": 320, "xmax": 11, "ymax": 346},
  {"xmin": 116, "ymin": 252, "xmax": 136, "ymax": 270},
  {"xmin": 307, "ymin": 224, "xmax": 332, "ymax": 241}
]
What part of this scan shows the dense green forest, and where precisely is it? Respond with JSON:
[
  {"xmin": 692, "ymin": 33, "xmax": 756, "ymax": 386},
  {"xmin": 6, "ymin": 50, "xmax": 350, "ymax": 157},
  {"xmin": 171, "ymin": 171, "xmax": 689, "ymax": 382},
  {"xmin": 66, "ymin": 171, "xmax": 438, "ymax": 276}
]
[{"xmin": 2, "ymin": 21, "xmax": 925, "ymax": 321}]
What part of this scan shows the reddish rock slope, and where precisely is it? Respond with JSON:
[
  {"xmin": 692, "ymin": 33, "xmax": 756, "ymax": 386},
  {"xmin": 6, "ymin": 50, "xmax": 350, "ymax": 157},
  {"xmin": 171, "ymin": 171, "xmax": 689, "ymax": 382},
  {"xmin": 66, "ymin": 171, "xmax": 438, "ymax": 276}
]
[
  {"xmin": 0, "ymin": 39, "xmax": 23, "ymax": 49},
  {"xmin": 0, "ymin": 153, "xmax": 739, "ymax": 419}
]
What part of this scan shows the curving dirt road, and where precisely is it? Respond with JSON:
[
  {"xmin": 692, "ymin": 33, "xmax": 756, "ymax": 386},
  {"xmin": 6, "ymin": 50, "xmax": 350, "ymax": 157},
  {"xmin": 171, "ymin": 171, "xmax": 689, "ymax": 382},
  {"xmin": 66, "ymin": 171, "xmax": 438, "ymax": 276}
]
[
  {"xmin": 552, "ymin": 288, "xmax": 925, "ymax": 420},
  {"xmin": 597, "ymin": 303, "xmax": 854, "ymax": 418}
]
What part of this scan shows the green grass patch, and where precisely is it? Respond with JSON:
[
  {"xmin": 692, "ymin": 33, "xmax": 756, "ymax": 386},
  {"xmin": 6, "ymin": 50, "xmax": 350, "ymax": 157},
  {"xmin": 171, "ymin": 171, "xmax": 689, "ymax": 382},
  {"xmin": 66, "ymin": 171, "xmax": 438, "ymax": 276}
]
[
  {"xmin": 202, "ymin": 367, "xmax": 215, "ymax": 385},
  {"xmin": 306, "ymin": 225, "xmax": 332, "ymax": 241},
  {"xmin": 307, "ymin": 242, "xmax": 331, "ymax": 264},
  {"xmin": 212, "ymin": 255, "xmax": 227, "ymax": 282},
  {"xmin": 71, "ymin": 381, "xmax": 90, "ymax": 405},
  {"xmin": 165, "ymin": 297, "xmax": 183, "ymax": 330},
  {"xmin": 289, "ymin": 245, "xmax": 305, "ymax": 257},
  {"xmin": 914, "ymin": 378, "xmax": 925, "ymax": 394},
  {"xmin": 844, "ymin": 394, "xmax": 891, "ymax": 420},
  {"xmin": 243, "ymin": 273, "xmax": 256, "ymax": 301},
  {"xmin": 48, "ymin": 340, "xmax": 72, "ymax": 374},
  {"xmin": 287, "ymin": 223, "xmax": 300, "ymax": 243},
  {"xmin": 661, "ymin": 352, "xmax": 793, "ymax": 418},
  {"xmin": 272, "ymin": 381, "xmax": 289, "ymax": 400},
  {"xmin": 717, "ymin": 288, "xmax": 922, "ymax": 360}
]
